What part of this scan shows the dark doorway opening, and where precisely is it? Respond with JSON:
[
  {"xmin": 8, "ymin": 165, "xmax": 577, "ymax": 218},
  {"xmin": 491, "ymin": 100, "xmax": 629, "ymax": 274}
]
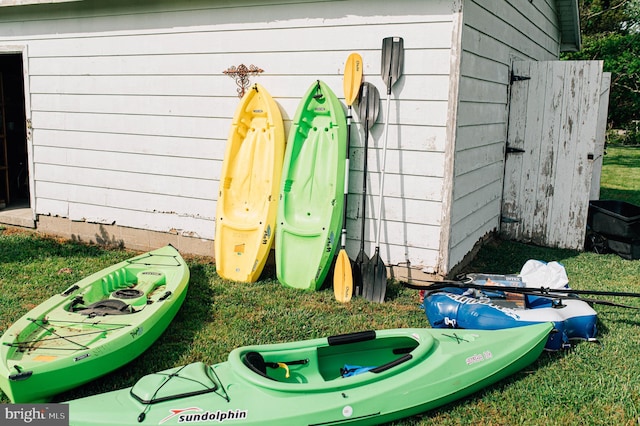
[{"xmin": 0, "ymin": 53, "xmax": 28, "ymax": 209}]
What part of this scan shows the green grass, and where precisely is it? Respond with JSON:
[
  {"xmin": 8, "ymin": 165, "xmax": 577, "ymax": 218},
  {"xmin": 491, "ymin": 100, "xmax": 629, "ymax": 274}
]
[
  {"xmin": 1, "ymin": 147, "xmax": 640, "ymax": 425},
  {"xmin": 599, "ymin": 145, "xmax": 640, "ymax": 205}
]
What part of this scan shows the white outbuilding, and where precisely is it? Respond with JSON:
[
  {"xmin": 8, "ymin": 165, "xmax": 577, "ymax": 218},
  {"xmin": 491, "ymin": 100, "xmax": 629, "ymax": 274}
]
[{"xmin": 0, "ymin": 0, "xmax": 609, "ymax": 281}]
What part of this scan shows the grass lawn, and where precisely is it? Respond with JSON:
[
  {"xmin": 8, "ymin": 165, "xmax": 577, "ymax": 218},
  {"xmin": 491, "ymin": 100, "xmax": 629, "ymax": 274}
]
[
  {"xmin": 599, "ymin": 145, "xmax": 640, "ymax": 205},
  {"xmin": 1, "ymin": 146, "xmax": 639, "ymax": 425}
]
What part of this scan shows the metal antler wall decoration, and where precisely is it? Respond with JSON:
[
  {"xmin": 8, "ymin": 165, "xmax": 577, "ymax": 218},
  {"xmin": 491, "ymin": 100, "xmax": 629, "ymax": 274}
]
[{"xmin": 223, "ymin": 64, "xmax": 264, "ymax": 97}]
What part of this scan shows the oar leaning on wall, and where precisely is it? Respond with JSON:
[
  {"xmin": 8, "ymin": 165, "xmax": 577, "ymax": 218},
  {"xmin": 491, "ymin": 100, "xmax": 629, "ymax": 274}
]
[
  {"xmin": 334, "ymin": 53, "xmax": 363, "ymax": 303},
  {"xmin": 354, "ymin": 82, "xmax": 380, "ymax": 300},
  {"xmin": 362, "ymin": 36, "xmax": 404, "ymax": 303}
]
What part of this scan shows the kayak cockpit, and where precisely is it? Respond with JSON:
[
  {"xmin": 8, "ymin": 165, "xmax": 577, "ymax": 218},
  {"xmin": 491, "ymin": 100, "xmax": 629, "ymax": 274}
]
[
  {"xmin": 64, "ymin": 269, "xmax": 170, "ymax": 316},
  {"xmin": 234, "ymin": 329, "xmax": 433, "ymax": 390}
]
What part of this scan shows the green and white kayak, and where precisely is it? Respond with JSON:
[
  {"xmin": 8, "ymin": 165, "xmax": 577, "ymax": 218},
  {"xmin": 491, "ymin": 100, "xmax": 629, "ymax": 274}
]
[
  {"xmin": 0, "ymin": 245, "xmax": 189, "ymax": 403},
  {"xmin": 66, "ymin": 323, "xmax": 552, "ymax": 425},
  {"xmin": 276, "ymin": 80, "xmax": 347, "ymax": 290}
]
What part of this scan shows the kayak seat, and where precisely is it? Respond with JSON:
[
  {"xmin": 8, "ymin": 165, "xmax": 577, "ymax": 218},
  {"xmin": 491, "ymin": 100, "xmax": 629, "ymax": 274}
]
[
  {"xmin": 101, "ymin": 269, "xmax": 130, "ymax": 294},
  {"xmin": 109, "ymin": 271, "xmax": 165, "ymax": 308},
  {"xmin": 243, "ymin": 351, "xmax": 274, "ymax": 380},
  {"xmin": 243, "ymin": 352, "xmax": 314, "ymax": 383},
  {"xmin": 217, "ymin": 219, "xmax": 259, "ymax": 233},
  {"xmin": 77, "ymin": 299, "xmax": 134, "ymax": 317},
  {"xmin": 279, "ymin": 226, "xmax": 321, "ymax": 238}
]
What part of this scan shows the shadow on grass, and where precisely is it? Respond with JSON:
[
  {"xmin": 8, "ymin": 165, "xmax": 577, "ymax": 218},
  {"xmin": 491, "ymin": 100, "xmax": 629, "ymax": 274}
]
[
  {"xmin": 602, "ymin": 145, "xmax": 640, "ymax": 168},
  {"xmin": 465, "ymin": 239, "xmax": 582, "ymax": 275},
  {"xmin": 598, "ymin": 187, "xmax": 640, "ymax": 205},
  {"xmin": 0, "ymin": 229, "xmax": 110, "ymax": 264}
]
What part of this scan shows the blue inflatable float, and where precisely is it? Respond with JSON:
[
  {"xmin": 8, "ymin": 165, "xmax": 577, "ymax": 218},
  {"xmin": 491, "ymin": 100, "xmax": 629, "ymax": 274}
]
[
  {"xmin": 423, "ymin": 265, "xmax": 598, "ymax": 351},
  {"xmin": 424, "ymin": 290, "xmax": 597, "ymax": 350}
]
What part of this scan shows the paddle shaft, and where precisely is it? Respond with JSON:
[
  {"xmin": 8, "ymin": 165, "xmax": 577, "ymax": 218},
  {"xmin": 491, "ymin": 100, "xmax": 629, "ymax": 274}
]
[
  {"xmin": 339, "ymin": 106, "xmax": 352, "ymax": 251},
  {"xmin": 334, "ymin": 53, "xmax": 362, "ymax": 303},
  {"xmin": 357, "ymin": 84, "xmax": 374, "ymax": 261},
  {"xmin": 374, "ymin": 36, "xmax": 404, "ymax": 250},
  {"xmin": 354, "ymin": 82, "xmax": 381, "ymax": 298},
  {"xmin": 355, "ymin": 97, "xmax": 371, "ymax": 296},
  {"xmin": 340, "ymin": 53, "xmax": 361, "ymax": 251},
  {"xmin": 374, "ymin": 83, "xmax": 392, "ymax": 249},
  {"xmin": 362, "ymin": 37, "xmax": 404, "ymax": 303},
  {"xmin": 401, "ymin": 279, "xmax": 640, "ymax": 299},
  {"xmin": 334, "ymin": 106, "xmax": 354, "ymax": 302}
]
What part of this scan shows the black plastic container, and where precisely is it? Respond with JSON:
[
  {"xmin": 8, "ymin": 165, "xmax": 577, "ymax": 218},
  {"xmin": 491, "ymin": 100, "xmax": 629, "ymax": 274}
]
[
  {"xmin": 587, "ymin": 200, "xmax": 640, "ymax": 240},
  {"xmin": 606, "ymin": 238, "xmax": 640, "ymax": 260}
]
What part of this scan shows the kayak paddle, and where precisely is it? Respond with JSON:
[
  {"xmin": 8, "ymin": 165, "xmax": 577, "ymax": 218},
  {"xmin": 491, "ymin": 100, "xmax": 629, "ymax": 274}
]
[
  {"xmin": 354, "ymin": 82, "xmax": 380, "ymax": 297},
  {"xmin": 334, "ymin": 53, "xmax": 363, "ymax": 303},
  {"xmin": 363, "ymin": 36, "xmax": 404, "ymax": 303},
  {"xmin": 401, "ymin": 279, "xmax": 640, "ymax": 300}
]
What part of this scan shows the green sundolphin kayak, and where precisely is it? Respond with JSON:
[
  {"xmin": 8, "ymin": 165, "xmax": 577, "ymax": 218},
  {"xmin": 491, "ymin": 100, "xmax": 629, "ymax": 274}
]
[
  {"xmin": 0, "ymin": 245, "xmax": 189, "ymax": 403},
  {"xmin": 66, "ymin": 323, "xmax": 552, "ymax": 425},
  {"xmin": 275, "ymin": 80, "xmax": 347, "ymax": 291}
]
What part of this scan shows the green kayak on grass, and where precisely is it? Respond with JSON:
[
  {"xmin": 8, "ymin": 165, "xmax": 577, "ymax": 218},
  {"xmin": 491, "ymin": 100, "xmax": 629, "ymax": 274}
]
[
  {"xmin": 66, "ymin": 323, "xmax": 552, "ymax": 425},
  {"xmin": 275, "ymin": 80, "xmax": 347, "ymax": 291},
  {"xmin": 0, "ymin": 245, "xmax": 189, "ymax": 403}
]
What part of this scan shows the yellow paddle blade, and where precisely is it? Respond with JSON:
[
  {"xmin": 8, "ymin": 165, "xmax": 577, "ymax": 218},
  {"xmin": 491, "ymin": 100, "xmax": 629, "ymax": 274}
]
[
  {"xmin": 333, "ymin": 250, "xmax": 353, "ymax": 303},
  {"xmin": 343, "ymin": 53, "xmax": 363, "ymax": 107}
]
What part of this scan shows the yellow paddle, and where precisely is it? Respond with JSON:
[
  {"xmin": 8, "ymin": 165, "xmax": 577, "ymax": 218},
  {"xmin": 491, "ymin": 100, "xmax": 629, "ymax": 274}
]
[{"xmin": 333, "ymin": 53, "xmax": 363, "ymax": 303}]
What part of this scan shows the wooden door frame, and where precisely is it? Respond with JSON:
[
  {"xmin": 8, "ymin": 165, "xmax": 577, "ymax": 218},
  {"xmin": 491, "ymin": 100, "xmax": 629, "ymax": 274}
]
[{"xmin": 0, "ymin": 44, "xmax": 34, "ymax": 220}]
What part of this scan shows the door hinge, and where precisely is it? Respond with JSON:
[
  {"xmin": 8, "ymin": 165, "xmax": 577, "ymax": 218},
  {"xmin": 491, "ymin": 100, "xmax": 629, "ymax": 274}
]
[
  {"xmin": 26, "ymin": 118, "xmax": 32, "ymax": 142},
  {"xmin": 510, "ymin": 71, "xmax": 531, "ymax": 84},
  {"xmin": 506, "ymin": 146, "xmax": 525, "ymax": 154},
  {"xmin": 500, "ymin": 215, "xmax": 521, "ymax": 224}
]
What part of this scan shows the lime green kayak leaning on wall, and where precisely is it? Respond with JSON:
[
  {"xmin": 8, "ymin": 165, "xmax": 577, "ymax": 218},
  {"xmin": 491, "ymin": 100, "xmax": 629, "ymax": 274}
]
[{"xmin": 275, "ymin": 80, "xmax": 347, "ymax": 291}]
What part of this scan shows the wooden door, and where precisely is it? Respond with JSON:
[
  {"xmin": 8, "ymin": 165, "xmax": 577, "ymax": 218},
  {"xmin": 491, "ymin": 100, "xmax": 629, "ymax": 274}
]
[{"xmin": 501, "ymin": 60, "xmax": 609, "ymax": 250}]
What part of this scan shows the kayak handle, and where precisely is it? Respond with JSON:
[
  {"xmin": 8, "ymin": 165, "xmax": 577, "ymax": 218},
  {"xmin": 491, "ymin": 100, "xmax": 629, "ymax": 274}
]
[
  {"xmin": 61, "ymin": 284, "xmax": 79, "ymax": 296},
  {"xmin": 328, "ymin": 330, "xmax": 376, "ymax": 346},
  {"xmin": 370, "ymin": 354, "xmax": 413, "ymax": 374},
  {"xmin": 9, "ymin": 370, "xmax": 33, "ymax": 381}
]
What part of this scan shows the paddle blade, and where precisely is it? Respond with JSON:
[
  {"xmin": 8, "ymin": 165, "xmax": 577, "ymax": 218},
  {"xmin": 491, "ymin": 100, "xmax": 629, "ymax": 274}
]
[
  {"xmin": 362, "ymin": 249, "xmax": 387, "ymax": 303},
  {"xmin": 354, "ymin": 249, "xmax": 368, "ymax": 296},
  {"xmin": 361, "ymin": 256, "xmax": 373, "ymax": 300},
  {"xmin": 355, "ymin": 82, "xmax": 380, "ymax": 130},
  {"xmin": 381, "ymin": 37, "xmax": 404, "ymax": 91},
  {"xmin": 344, "ymin": 53, "xmax": 363, "ymax": 107},
  {"xmin": 333, "ymin": 250, "xmax": 353, "ymax": 303}
]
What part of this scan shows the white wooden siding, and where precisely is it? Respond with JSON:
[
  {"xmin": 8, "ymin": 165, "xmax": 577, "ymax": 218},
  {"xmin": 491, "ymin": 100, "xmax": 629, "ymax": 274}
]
[
  {"xmin": 0, "ymin": 0, "xmax": 456, "ymax": 270},
  {"xmin": 0, "ymin": 0, "xmax": 580, "ymax": 274},
  {"xmin": 444, "ymin": 0, "xmax": 563, "ymax": 271}
]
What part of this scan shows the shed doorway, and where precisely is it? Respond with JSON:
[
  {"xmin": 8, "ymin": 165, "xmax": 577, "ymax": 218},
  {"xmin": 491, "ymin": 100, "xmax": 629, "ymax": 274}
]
[{"xmin": 0, "ymin": 53, "xmax": 29, "ymax": 210}]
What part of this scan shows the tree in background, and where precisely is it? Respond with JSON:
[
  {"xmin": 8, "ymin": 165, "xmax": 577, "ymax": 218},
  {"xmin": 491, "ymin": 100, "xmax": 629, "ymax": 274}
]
[{"xmin": 563, "ymin": 0, "xmax": 640, "ymax": 142}]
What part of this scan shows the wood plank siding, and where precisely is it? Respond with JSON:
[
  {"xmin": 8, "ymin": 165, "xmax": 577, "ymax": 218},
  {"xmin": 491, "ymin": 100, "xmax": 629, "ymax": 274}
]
[
  {"xmin": 0, "ymin": 0, "xmax": 576, "ymax": 276},
  {"xmin": 0, "ymin": 0, "xmax": 456, "ymax": 270},
  {"xmin": 442, "ymin": 0, "xmax": 563, "ymax": 273}
]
